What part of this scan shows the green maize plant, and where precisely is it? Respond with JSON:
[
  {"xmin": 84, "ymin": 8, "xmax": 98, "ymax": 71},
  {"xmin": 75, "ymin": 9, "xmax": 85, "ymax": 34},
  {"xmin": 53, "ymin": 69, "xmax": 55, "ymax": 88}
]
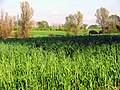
[{"xmin": 0, "ymin": 35, "xmax": 120, "ymax": 90}]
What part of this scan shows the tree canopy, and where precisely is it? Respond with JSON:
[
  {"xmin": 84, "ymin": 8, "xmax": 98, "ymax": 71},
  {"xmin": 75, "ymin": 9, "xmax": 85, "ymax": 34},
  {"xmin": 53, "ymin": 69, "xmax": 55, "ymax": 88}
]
[
  {"xmin": 64, "ymin": 11, "xmax": 83, "ymax": 35},
  {"xmin": 88, "ymin": 24, "xmax": 99, "ymax": 29},
  {"xmin": 38, "ymin": 21, "xmax": 49, "ymax": 28},
  {"xmin": 95, "ymin": 7, "xmax": 109, "ymax": 33},
  {"xmin": 20, "ymin": 1, "xmax": 34, "ymax": 37}
]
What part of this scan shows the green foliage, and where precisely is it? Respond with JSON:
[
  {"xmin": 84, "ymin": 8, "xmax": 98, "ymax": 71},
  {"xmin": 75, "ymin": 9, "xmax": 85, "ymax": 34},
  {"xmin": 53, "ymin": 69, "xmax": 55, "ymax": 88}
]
[
  {"xmin": 58, "ymin": 24, "xmax": 65, "ymax": 31},
  {"xmin": 64, "ymin": 11, "xmax": 83, "ymax": 35},
  {"xmin": 88, "ymin": 24, "xmax": 99, "ymax": 29},
  {"xmin": 95, "ymin": 7, "xmax": 109, "ymax": 33},
  {"xmin": 30, "ymin": 30, "xmax": 67, "ymax": 37},
  {"xmin": 0, "ymin": 35, "xmax": 120, "ymax": 89},
  {"xmin": 108, "ymin": 15, "xmax": 120, "ymax": 33},
  {"xmin": 38, "ymin": 21, "xmax": 49, "ymax": 29},
  {"xmin": 95, "ymin": 7, "xmax": 120, "ymax": 34},
  {"xmin": 48, "ymin": 33, "xmax": 56, "ymax": 37}
]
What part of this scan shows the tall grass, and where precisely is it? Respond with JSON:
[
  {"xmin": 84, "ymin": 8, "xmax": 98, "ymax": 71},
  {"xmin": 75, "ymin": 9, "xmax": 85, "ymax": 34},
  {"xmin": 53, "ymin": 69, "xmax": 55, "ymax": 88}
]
[{"xmin": 0, "ymin": 35, "xmax": 120, "ymax": 90}]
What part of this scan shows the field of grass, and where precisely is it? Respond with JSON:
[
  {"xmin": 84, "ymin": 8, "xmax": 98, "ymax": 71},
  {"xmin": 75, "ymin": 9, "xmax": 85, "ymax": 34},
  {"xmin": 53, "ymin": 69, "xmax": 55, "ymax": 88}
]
[
  {"xmin": 14, "ymin": 27, "xmax": 120, "ymax": 38},
  {"xmin": 13, "ymin": 28, "xmax": 120, "ymax": 38},
  {"xmin": 0, "ymin": 35, "xmax": 120, "ymax": 90},
  {"xmin": 30, "ymin": 27, "xmax": 102, "ymax": 37},
  {"xmin": 30, "ymin": 30, "xmax": 68, "ymax": 37}
]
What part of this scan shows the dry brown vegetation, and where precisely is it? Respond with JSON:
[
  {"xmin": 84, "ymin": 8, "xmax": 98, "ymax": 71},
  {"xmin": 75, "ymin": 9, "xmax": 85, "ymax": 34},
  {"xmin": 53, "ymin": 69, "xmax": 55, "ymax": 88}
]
[
  {"xmin": 0, "ymin": 1, "xmax": 34, "ymax": 38},
  {"xmin": 0, "ymin": 10, "xmax": 15, "ymax": 38}
]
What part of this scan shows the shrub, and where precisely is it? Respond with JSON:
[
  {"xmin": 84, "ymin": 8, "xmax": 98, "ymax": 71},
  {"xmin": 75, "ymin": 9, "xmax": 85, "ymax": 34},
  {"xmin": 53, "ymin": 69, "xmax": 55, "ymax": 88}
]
[
  {"xmin": 49, "ymin": 33, "xmax": 56, "ymax": 37},
  {"xmin": 89, "ymin": 30, "xmax": 98, "ymax": 34},
  {"xmin": 99, "ymin": 30, "xmax": 103, "ymax": 34},
  {"xmin": 0, "ymin": 10, "xmax": 15, "ymax": 38}
]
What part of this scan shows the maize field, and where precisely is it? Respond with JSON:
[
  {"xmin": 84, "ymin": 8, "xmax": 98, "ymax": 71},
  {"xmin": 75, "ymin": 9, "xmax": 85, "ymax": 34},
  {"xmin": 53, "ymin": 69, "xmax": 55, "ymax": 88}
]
[{"xmin": 0, "ymin": 35, "xmax": 120, "ymax": 90}]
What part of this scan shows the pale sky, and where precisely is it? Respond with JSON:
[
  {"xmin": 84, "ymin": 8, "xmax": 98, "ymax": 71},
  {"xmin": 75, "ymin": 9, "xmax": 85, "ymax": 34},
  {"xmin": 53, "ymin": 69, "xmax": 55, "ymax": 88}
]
[{"xmin": 0, "ymin": 0, "xmax": 120, "ymax": 25}]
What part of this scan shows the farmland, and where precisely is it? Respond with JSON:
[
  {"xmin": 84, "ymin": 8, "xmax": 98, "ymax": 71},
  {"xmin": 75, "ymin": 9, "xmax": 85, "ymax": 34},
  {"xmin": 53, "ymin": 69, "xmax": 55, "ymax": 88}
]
[
  {"xmin": 1, "ymin": 0, "xmax": 120, "ymax": 89},
  {"xmin": 30, "ymin": 30, "xmax": 68, "ymax": 37},
  {"xmin": 0, "ymin": 35, "xmax": 120, "ymax": 90},
  {"xmin": 29, "ymin": 28, "xmax": 101, "ymax": 37}
]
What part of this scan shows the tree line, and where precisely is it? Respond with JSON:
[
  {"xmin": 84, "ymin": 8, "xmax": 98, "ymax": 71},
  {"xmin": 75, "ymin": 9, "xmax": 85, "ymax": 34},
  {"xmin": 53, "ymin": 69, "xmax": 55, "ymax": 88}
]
[
  {"xmin": 62, "ymin": 7, "xmax": 120, "ymax": 35},
  {"xmin": 0, "ymin": 1, "xmax": 120, "ymax": 38}
]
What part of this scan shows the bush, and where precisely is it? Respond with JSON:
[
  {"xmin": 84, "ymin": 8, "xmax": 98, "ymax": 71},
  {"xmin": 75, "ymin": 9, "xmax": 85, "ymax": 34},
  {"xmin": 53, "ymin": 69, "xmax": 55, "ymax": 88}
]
[
  {"xmin": 48, "ymin": 33, "xmax": 56, "ymax": 37},
  {"xmin": 89, "ymin": 30, "xmax": 99, "ymax": 34},
  {"xmin": 99, "ymin": 30, "xmax": 103, "ymax": 34},
  {"xmin": 88, "ymin": 24, "xmax": 99, "ymax": 29}
]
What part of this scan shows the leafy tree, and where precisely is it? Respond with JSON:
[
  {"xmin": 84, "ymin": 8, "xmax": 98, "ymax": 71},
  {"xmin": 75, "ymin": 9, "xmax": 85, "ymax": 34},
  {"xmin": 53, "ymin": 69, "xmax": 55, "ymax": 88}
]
[
  {"xmin": 65, "ymin": 11, "xmax": 83, "ymax": 35},
  {"xmin": 95, "ymin": 7, "xmax": 109, "ymax": 33},
  {"xmin": 75, "ymin": 11, "xmax": 83, "ymax": 26},
  {"xmin": 58, "ymin": 24, "xmax": 65, "ymax": 31},
  {"xmin": 80, "ymin": 24, "xmax": 88, "ymax": 30},
  {"xmin": 109, "ymin": 14, "xmax": 120, "ymax": 33},
  {"xmin": 88, "ymin": 24, "xmax": 99, "ymax": 29},
  {"xmin": 38, "ymin": 21, "xmax": 49, "ymax": 29},
  {"xmin": 20, "ymin": 1, "xmax": 34, "ymax": 37},
  {"xmin": 109, "ymin": 15, "xmax": 120, "ymax": 23},
  {"xmin": 13, "ymin": 14, "xmax": 19, "ymax": 28},
  {"xmin": 65, "ymin": 14, "xmax": 76, "ymax": 31}
]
